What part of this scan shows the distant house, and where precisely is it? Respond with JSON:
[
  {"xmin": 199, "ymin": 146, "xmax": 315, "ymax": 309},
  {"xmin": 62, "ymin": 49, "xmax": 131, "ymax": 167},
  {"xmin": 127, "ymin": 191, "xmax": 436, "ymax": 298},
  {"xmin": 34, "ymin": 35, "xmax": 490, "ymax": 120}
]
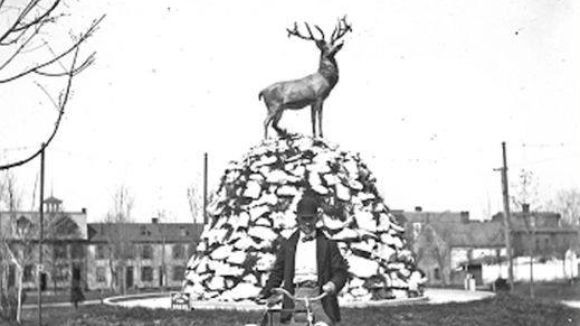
[
  {"xmin": 86, "ymin": 220, "xmax": 203, "ymax": 291},
  {"xmin": 1, "ymin": 196, "xmax": 204, "ymax": 294},
  {"xmin": 0, "ymin": 197, "xmax": 88, "ymax": 293},
  {"xmin": 403, "ymin": 205, "xmax": 578, "ymax": 287}
]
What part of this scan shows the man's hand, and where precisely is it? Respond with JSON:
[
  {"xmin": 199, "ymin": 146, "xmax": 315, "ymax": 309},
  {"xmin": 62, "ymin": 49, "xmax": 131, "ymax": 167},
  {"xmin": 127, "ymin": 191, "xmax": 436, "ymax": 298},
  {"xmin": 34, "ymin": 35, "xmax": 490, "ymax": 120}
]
[{"xmin": 321, "ymin": 281, "xmax": 336, "ymax": 294}]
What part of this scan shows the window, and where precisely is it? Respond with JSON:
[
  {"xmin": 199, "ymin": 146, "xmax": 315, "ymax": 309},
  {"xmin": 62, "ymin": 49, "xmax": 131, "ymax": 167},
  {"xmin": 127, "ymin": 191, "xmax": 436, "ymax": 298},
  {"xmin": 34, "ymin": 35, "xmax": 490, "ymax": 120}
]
[
  {"xmin": 141, "ymin": 266, "xmax": 153, "ymax": 282},
  {"xmin": 54, "ymin": 264, "xmax": 69, "ymax": 282},
  {"xmin": 188, "ymin": 243, "xmax": 197, "ymax": 257},
  {"xmin": 142, "ymin": 244, "xmax": 153, "ymax": 260},
  {"xmin": 172, "ymin": 266, "xmax": 186, "ymax": 281},
  {"xmin": 54, "ymin": 244, "xmax": 67, "ymax": 260},
  {"xmin": 23, "ymin": 265, "xmax": 34, "ymax": 282},
  {"xmin": 71, "ymin": 244, "xmax": 84, "ymax": 259},
  {"xmin": 96, "ymin": 267, "xmax": 106, "ymax": 283},
  {"xmin": 172, "ymin": 244, "xmax": 184, "ymax": 259},
  {"xmin": 433, "ymin": 268, "xmax": 441, "ymax": 280},
  {"xmin": 96, "ymin": 245, "xmax": 106, "ymax": 259}
]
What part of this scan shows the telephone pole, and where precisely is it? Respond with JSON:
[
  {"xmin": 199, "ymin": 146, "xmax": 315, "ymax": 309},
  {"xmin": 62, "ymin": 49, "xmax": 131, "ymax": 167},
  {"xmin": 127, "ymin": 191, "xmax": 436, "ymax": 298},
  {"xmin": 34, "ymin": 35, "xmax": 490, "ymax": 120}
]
[
  {"xmin": 37, "ymin": 144, "xmax": 45, "ymax": 326},
  {"xmin": 498, "ymin": 141, "xmax": 514, "ymax": 291},
  {"xmin": 203, "ymin": 152, "xmax": 208, "ymax": 225}
]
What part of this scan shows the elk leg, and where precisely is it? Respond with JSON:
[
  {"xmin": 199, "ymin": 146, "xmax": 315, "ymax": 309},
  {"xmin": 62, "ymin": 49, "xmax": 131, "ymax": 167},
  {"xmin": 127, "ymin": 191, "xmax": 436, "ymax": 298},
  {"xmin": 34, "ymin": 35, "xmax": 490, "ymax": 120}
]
[
  {"xmin": 318, "ymin": 104, "xmax": 324, "ymax": 138},
  {"xmin": 311, "ymin": 105, "xmax": 317, "ymax": 138},
  {"xmin": 263, "ymin": 109, "xmax": 277, "ymax": 139},
  {"xmin": 272, "ymin": 110, "xmax": 287, "ymax": 138}
]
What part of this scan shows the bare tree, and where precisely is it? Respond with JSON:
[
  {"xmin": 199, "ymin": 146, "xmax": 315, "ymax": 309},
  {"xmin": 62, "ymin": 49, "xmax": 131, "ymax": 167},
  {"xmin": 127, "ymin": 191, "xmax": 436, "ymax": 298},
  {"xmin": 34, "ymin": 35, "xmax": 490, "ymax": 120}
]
[
  {"xmin": 0, "ymin": 0, "xmax": 104, "ymax": 171},
  {"xmin": 510, "ymin": 168, "xmax": 542, "ymax": 211},
  {"xmin": 546, "ymin": 188, "xmax": 580, "ymax": 226},
  {"xmin": 0, "ymin": 173, "xmax": 44, "ymax": 323},
  {"xmin": 186, "ymin": 185, "xmax": 202, "ymax": 224},
  {"xmin": 103, "ymin": 186, "xmax": 134, "ymax": 294}
]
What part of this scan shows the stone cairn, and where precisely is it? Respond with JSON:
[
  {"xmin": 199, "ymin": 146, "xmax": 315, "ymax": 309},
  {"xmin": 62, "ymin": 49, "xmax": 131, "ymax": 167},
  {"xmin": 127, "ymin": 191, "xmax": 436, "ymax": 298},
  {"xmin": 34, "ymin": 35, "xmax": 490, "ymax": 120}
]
[{"xmin": 183, "ymin": 134, "xmax": 425, "ymax": 303}]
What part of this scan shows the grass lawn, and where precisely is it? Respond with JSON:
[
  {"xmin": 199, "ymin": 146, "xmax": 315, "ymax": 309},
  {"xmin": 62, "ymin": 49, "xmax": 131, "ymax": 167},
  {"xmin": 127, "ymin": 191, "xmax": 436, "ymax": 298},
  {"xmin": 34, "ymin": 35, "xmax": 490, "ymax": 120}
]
[
  {"xmin": 511, "ymin": 280, "xmax": 580, "ymax": 301},
  {"xmin": 9, "ymin": 293, "xmax": 580, "ymax": 326}
]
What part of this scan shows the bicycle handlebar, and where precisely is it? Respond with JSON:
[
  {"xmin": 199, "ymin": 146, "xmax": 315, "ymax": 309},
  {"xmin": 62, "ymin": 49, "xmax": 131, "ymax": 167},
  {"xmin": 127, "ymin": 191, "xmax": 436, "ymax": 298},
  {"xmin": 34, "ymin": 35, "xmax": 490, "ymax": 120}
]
[{"xmin": 272, "ymin": 288, "xmax": 328, "ymax": 302}]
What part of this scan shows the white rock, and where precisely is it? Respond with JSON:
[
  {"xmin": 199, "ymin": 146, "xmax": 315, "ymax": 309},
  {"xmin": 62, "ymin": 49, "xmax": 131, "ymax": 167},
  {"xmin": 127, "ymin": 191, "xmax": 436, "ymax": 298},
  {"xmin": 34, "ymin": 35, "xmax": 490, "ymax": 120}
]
[
  {"xmin": 280, "ymin": 229, "xmax": 295, "ymax": 239},
  {"xmin": 357, "ymin": 192, "xmax": 375, "ymax": 202},
  {"xmin": 194, "ymin": 256, "xmax": 210, "ymax": 274},
  {"xmin": 308, "ymin": 172, "xmax": 329, "ymax": 195},
  {"xmin": 392, "ymin": 289, "xmax": 409, "ymax": 298},
  {"xmin": 389, "ymin": 221, "xmax": 405, "ymax": 233},
  {"xmin": 243, "ymin": 180, "xmax": 262, "ymax": 199},
  {"xmin": 377, "ymin": 214, "xmax": 391, "ymax": 232},
  {"xmin": 349, "ymin": 278, "xmax": 365, "ymax": 288},
  {"xmin": 206, "ymin": 276, "xmax": 225, "ymax": 291},
  {"xmin": 323, "ymin": 174, "xmax": 340, "ymax": 186},
  {"xmin": 204, "ymin": 228, "xmax": 229, "ymax": 246},
  {"xmin": 291, "ymin": 165, "xmax": 306, "ymax": 178},
  {"xmin": 243, "ymin": 274, "xmax": 258, "ymax": 284},
  {"xmin": 249, "ymin": 173, "xmax": 265, "ymax": 181},
  {"xmin": 354, "ymin": 210, "xmax": 376, "ymax": 232},
  {"xmin": 210, "ymin": 245, "xmax": 233, "ymax": 261},
  {"xmin": 256, "ymin": 253, "xmax": 276, "ymax": 271},
  {"xmin": 226, "ymin": 250, "xmax": 247, "ymax": 265},
  {"xmin": 215, "ymin": 263, "xmax": 244, "ymax": 277},
  {"xmin": 196, "ymin": 241, "xmax": 207, "ymax": 252},
  {"xmin": 376, "ymin": 243, "xmax": 396, "ymax": 262},
  {"xmin": 221, "ymin": 282, "xmax": 262, "ymax": 301},
  {"xmin": 257, "ymin": 192, "xmax": 279, "ymax": 206},
  {"xmin": 277, "ymin": 185, "xmax": 299, "ymax": 197},
  {"xmin": 312, "ymin": 184, "xmax": 330, "ymax": 195},
  {"xmin": 233, "ymin": 235, "xmax": 259, "ymax": 250},
  {"xmin": 331, "ymin": 228, "xmax": 359, "ymax": 241},
  {"xmin": 248, "ymin": 226, "xmax": 278, "ymax": 242},
  {"xmin": 348, "ymin": 179, "xmax": 363, "ymax": 191},
  {"xmin": 335, "ymin": 183, "xmax": 351, "ymax": 201},
  {"xmin": 249, "ymin": 205, "xmax": 270, "ymax": 221},
  {"xmin": 380, "ymin": 233, "xmax": 403, "ymax": 248},
  {"xmin": 266, "ymin": 170, "xmax": 299, "ymax": 184},
  {"xmin": 351, "ymin": 240, "xmax": 375, "ymax": 254},
  {"xmin": 322, "ymin": 215, "xmax": 346, "ymax": 231},
  {"xmin": 347, "ymin": 255, "xmax": 379, "ymax": 278},
  {"xmin": 350, "ymin": 286, "xmax": 369, "ymax": 297},
  {"xmin": 255, "ymin": 217, "xmax": 271, "ymax": 227}
]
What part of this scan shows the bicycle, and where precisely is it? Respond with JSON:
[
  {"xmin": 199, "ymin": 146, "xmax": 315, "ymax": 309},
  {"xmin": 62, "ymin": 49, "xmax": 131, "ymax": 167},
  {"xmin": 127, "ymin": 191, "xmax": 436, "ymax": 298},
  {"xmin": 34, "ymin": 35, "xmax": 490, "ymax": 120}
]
[{"xmin": 246, "ymin": 287, "xmax": 328, "ymax": 326}]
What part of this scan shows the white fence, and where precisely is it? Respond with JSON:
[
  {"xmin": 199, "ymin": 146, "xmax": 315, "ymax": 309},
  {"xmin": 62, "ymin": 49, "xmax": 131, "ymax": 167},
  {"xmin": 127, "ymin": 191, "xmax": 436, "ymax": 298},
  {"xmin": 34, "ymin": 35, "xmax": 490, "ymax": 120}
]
[{"xmin": 481, "ymin": 250, "xmax": 578, "ymax": 283}]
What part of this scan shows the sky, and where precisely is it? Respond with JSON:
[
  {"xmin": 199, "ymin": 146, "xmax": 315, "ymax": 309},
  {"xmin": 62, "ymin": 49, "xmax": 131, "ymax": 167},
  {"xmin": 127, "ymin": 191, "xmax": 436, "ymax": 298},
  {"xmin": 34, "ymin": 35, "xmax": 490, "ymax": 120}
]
[{"xmin": 1, "ymin": 0, "xmax": 579, "ymax": 223}]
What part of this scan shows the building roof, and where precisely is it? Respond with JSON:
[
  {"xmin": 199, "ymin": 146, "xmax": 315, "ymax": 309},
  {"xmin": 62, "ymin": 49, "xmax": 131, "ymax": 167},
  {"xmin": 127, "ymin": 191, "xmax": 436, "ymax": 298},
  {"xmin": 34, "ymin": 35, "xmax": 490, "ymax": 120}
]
[
  {"xmin": 43, "ymin": 196, "xmax": 63, "ymax": 204},
  {"xmin": 87, "ymin": 223, "xmax": 204, "ymax": 243},
  {"xmin": 429, "ymin": 221, "xmax": 505, "ymax": 248},
  {"xmin": 402, "ymin": 210, "xmax": 470, "ymax": 225}
]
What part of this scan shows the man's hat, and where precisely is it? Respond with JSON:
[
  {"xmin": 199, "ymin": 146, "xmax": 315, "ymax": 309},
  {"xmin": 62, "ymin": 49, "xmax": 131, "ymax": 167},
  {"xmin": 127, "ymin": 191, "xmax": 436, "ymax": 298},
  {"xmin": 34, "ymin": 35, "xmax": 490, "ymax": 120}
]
[{"xmin": 296, "ymin": 191, "xmax": 320, "ymax": 218}]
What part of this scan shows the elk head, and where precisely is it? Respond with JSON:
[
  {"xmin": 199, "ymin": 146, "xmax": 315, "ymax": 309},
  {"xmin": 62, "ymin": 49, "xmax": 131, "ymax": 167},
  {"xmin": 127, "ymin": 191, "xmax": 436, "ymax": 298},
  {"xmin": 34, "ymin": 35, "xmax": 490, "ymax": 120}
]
[{"xmin": 286, "ymin": 16, "xmax": 352, "ymax": 66}]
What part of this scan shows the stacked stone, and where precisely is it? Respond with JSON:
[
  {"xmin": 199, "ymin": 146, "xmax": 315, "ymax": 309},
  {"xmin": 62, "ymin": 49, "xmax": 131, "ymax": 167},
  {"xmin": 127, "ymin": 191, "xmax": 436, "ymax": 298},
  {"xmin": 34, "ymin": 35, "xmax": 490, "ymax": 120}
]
[{"xmin": 183, "ymin": 134, "xmax": 424, "ymax": 303}]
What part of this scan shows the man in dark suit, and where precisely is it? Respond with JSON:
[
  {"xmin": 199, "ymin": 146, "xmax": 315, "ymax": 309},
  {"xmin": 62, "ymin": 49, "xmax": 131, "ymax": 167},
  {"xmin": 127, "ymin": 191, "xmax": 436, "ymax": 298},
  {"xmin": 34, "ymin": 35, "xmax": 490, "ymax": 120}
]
[{"xmin": 258, "ymin": 192, "xmax": 349, "ymax": 325}]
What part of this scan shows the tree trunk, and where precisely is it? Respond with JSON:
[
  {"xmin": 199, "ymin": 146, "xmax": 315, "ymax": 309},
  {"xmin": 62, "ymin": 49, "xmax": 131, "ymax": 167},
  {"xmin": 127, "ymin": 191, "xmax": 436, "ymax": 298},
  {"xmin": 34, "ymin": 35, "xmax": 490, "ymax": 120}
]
[{"xmin": 16, "ymin": 267, "xmax": 23, "ymax": 323}]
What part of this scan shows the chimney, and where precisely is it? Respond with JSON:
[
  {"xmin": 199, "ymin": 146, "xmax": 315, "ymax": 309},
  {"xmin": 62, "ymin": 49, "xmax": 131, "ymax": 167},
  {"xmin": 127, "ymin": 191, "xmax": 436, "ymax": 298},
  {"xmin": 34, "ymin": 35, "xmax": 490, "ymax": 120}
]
[
  {"xmin": 81, "ymin": 208, "xmax": 87, "ymax": 214},
  {"xmin": 460, "ymin": 211, "xmax": 470, "ymax": 223},
  {"xmin": 152, "ymin": 217, "xmax": 159, "ymax": 224},
  {"xmin": 414, "ymin": 206, "xmax": 423, "ymax": 212},
  {"xmin": 522, "ymin": 203, "xmax": 530, "ymax": 214}
]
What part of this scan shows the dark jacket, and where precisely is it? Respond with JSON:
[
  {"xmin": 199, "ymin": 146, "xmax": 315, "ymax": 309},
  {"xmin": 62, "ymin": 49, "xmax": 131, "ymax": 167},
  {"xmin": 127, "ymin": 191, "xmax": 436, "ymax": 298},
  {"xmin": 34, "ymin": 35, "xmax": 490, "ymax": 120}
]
[{"xmin": 261, "ymin": 229, "xmax": 349, "ymax": 323}]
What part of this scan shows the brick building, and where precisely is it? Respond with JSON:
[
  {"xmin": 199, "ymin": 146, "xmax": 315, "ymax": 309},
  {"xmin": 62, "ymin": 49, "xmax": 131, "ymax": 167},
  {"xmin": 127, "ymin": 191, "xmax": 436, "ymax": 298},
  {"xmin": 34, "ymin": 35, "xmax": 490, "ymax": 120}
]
[{"xmin": 0, "ymin": 197, "xmax": 203, "ymax": 294}]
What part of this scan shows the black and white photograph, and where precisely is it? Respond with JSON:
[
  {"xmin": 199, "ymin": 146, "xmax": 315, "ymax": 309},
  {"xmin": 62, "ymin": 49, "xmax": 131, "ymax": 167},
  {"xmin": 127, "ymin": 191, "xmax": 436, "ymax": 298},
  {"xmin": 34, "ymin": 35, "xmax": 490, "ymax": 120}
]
[{"xmin": 1, "ymin": 0, "xmax": 579, "ymax": 325}]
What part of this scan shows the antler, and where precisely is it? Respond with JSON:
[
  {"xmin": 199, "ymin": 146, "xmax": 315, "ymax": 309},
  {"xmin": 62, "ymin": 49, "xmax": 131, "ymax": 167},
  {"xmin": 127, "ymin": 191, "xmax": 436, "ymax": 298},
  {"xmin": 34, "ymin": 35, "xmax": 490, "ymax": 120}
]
[
  {"xmin": 287, "ymin": 21, "xmax": 325, "ymax": 41},
  {"xmin": 330, "ymin": 16, "xmax": 352, "ymax": 45}
]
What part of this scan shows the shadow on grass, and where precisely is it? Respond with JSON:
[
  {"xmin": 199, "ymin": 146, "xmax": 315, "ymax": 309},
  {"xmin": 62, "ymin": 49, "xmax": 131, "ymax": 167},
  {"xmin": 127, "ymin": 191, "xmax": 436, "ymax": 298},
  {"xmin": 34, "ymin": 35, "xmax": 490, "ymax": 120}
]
[{"xmin": 12, "ymin": 293, "xmax": 580, "ymax": 326}]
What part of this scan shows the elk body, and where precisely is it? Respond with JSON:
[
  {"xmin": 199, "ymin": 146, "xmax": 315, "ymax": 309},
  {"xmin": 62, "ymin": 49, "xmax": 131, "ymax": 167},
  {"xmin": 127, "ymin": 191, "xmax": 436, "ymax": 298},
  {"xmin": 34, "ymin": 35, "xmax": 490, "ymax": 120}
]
[{"xmin": 259, "ymin": 17, "xmax": 352, "ymax": 139}]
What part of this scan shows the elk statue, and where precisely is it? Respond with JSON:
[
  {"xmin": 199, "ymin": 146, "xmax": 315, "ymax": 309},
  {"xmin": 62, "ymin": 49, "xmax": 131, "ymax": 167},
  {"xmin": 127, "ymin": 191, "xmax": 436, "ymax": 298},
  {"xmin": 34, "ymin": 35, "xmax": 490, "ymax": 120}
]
[{"xmin": 259, "ymin": 16, "xmax": 352, "ymax": 139}]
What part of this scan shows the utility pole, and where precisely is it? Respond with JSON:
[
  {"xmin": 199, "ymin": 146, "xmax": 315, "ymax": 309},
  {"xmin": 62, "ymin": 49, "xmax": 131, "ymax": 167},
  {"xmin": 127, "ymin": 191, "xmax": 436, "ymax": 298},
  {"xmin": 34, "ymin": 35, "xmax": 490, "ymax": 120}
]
[
  {"xmin": 498, "ymin": 141, "xmax": 514, "ymax": 291},
  {"xmin": 203, "ymin": 153, "xmax": 208, "ymax": 225},
  {"xmin": 523, "ymin": 203, "xmax": 535, "ymax": 298},
  {"xmin": 37, "ymin": 144, "xmax": 45, "ymax": 326}
]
